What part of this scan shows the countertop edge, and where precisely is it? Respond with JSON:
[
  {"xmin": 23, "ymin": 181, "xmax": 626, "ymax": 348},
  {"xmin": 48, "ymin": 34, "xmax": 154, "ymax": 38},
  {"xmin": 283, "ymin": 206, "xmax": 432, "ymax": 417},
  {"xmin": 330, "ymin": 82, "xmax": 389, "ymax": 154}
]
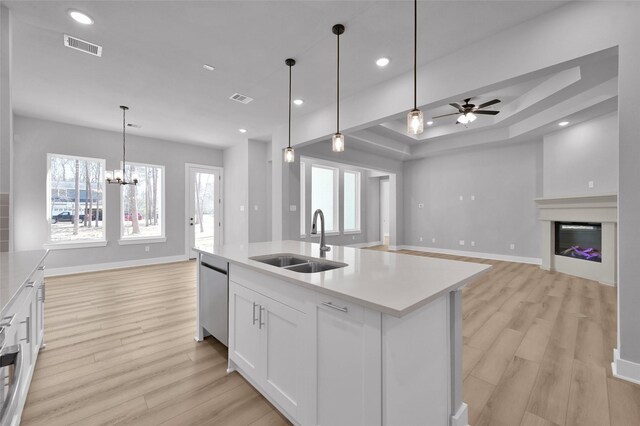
[{"xmin": 1, "ymin": 250, "xmax": 49, "ymax": 315}]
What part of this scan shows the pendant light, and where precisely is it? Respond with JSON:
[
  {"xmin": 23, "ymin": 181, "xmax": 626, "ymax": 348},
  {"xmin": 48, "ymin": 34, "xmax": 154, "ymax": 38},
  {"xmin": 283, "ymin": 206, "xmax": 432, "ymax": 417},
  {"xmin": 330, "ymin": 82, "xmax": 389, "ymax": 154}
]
[
  {"xmin": 407, "ymin": 0, "xmax": 424, "ymax": 135},
  {"xmin": 284, "ymin": 58, "xmax": 296, "ymax": 163},
  {"xmin": 332, "ymin": 24, "xmax": 345, "ymax": 152},
  {"xmin": 106, "ymin": 106, "xmax": 138, "ymax": 185}
]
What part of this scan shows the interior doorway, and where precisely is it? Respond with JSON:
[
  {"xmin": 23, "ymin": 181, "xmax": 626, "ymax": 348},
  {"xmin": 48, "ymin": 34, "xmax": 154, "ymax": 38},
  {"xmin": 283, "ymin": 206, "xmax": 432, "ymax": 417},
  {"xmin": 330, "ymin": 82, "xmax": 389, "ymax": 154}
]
[{"xmin": 185, "ymin": 164, "xmax": 222, "ymax": 259}]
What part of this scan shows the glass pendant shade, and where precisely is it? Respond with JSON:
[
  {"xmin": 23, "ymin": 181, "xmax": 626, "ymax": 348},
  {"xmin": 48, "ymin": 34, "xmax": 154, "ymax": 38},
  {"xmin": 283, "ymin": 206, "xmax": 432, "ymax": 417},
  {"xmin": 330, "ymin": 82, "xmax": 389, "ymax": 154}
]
[
  {"xmin": 106, "ymin": 170, "xmax": 114, "ymax": 182},
  {"xmin": 114, "ymin": 169, "xmax": 124, "ymax": 182},
  {"xmin": 467, "ymin": 112, "xmax": 477, "ymax": 122},
  {"xmin": 332, "ymin": 132, "xmax": 345, "ymax": 152},
  {"xmin": 131, "ymin": 172, "xmax": 139, "ymax": 183},
  {"xmin": 284, "ymin": 147, "xmax": 295, "ymax": 163},
  {"xmin": 407, "ymin": 109, "xmax": 424, "ymax": 134}
]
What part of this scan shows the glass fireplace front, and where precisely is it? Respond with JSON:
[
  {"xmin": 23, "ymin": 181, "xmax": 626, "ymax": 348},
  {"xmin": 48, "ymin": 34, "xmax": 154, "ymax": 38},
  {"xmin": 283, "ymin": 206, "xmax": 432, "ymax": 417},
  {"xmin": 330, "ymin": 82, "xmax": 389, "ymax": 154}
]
[{"xmin": 555, "ymin": 222, "xmax": 602, "ymax": 263}]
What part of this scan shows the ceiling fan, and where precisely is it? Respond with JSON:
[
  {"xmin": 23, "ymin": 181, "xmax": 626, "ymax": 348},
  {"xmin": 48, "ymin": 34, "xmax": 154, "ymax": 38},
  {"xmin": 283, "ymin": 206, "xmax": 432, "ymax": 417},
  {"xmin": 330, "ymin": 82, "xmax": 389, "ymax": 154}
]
[{"xmin": 432, "ymin": 98, "xmax": 501, "ymax": 124}]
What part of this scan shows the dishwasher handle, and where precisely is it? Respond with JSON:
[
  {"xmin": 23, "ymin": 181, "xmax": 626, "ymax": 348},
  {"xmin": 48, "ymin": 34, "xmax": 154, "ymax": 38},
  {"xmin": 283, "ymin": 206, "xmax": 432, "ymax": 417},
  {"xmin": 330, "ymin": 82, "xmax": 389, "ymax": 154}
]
[{"xmin": 200, "ymin": 262, "xmax": 227, "ymax": 275}]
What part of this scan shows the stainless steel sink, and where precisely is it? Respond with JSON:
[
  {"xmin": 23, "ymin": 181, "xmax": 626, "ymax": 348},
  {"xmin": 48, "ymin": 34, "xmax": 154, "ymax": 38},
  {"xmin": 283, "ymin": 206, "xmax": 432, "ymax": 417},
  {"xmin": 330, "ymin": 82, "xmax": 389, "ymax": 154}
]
[
  {"xmin": 250, "ymin": 253, "xmax": 348, "ymax": 273},
  {"xmin": 250, "ymin": 253, "xmax": 309, "ymax": 267},
  {"xmin": 285, "ymin": 261, "xmax": 347, "ymax": 273}
]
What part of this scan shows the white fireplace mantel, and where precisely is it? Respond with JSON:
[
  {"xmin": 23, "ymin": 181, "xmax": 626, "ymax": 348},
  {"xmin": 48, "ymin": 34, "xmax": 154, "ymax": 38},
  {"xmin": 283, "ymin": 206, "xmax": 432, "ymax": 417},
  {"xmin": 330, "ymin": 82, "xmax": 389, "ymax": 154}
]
[{"xmin": 534, "ymin": 193, "xmax": 617, "ymax": 286}]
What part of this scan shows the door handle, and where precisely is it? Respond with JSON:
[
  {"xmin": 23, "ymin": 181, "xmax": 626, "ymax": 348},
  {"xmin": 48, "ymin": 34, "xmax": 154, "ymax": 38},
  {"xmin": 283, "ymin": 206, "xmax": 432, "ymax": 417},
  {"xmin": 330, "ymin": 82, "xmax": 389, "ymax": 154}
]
[{"xmin": 252, "ymin": 302, "xmax": 258, "ymax": 325}]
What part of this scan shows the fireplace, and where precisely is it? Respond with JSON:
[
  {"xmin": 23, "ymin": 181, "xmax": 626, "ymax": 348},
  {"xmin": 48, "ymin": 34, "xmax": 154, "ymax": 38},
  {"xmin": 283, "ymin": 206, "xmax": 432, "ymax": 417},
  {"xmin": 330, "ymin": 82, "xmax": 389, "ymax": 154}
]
[
  {"xmin": 535, "ymin": 194, "xmax": 617, "ymax": 286},
  {"xmin": 555, "ymin": 222, "xmax": 602, "ymax": 262}
]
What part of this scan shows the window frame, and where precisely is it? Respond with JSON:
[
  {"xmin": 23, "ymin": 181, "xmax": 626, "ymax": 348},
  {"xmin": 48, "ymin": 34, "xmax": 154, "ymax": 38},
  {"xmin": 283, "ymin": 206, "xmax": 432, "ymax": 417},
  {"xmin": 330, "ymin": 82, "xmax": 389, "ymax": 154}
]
[
  {"xmin": 300, "ymin": 162, "xmax": 306, "ymax": 237},
  {"xmin": 45, "ymin": 153, "xmax": 107, "ymax": 249},
  {"xmin": 118, "ymin": 161, "xmax": 166, "ymax": 244},
  {"xmin": 343, "ymin": 170, "xmax": 361, "ymax": 233},
  {"xmin": 310, "ymin": 164, "xmax": 340, "ymax": 234}
]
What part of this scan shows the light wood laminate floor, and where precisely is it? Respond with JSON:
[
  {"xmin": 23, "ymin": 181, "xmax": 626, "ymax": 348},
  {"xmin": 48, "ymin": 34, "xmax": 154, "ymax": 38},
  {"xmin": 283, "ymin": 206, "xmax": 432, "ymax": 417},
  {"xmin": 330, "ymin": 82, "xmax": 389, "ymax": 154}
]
[{"xmin": 22, "ymin": 252, "xmax": 640, "ymax": 425}]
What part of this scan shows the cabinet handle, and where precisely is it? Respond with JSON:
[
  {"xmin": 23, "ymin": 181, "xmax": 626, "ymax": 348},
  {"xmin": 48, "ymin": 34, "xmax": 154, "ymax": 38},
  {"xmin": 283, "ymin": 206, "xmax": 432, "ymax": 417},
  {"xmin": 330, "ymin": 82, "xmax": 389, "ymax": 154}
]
[
  {"xmin": 259, "ymin": 306, "xmax": 265, "ymax": 329},
  {"xmin": 40, "ymin": 282, "xmax": 46, "ymax": 303},
  {"xmin": 37, "ymin": 265, "xmax": 45, "ymax": 271},
  {"xmin": 20, "ymin": 317, "xmax": 30, "ymax": 344},
  {"xmin": 0, "ymin": 314, "xmax": 16, "ymax": 328},
  {"xmin": 252, "ymin": 302, "xmax": 258, "ymax": 325},
  {"xmin": 25, "ymin": 281, "xmax": 35, "ymax": 288},
  {"xmin": 321, "ymin": 301, "xmax": 348, "ymax": 313}
]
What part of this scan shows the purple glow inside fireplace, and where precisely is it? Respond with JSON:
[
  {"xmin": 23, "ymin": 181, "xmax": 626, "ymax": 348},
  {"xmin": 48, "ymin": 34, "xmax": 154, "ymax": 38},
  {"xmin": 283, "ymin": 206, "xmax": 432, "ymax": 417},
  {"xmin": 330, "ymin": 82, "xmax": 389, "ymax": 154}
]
[{"xmin": 555, "ymin": 222, "xmax": 602, "ymax": 263}]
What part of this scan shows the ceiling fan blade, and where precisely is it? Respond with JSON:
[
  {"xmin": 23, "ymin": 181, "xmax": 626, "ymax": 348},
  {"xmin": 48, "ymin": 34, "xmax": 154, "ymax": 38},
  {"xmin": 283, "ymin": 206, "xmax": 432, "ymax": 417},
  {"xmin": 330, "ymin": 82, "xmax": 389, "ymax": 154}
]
[
  {"xmin": 474, "ymin": 110, "xmax": 500, "ymax": 115},
  {"xmin": 477, "ymin": 99, "xmax": 501, "ymax": 109},
  {"xmin": 449, "ymin": 102, "xmax": 464, "ymax": 112},
  {"xmin": 432, "ymin": 112, "xmax": 461, "ymax": 119}
]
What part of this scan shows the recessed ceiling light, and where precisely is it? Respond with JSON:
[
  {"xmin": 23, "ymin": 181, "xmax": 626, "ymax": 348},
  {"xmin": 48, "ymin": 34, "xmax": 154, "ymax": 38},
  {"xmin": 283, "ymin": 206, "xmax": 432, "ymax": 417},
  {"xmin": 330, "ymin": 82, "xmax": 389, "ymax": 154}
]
[
  {"xmin": 68, "ymin": 10, "xmax": 94, "ymax": 25},
  {"xmin": 238, "ymin": 128, "xmax": 247, "ymax": 133},
  {"xmin": 426, "ymin": 121, "xmax": 434, "ymax": 126},
  {"xmin": 293, "ymin": 99, "xmax": 304, "ymax": 106},
  {"xmin": 558, "ymin": 121, "xmax": 570, "ymax": 126},
  {"xmin": 203, "ymin": 64, "xmax": 215, "ymax": 71},
  {"xmin": 376, "ymin": 57, "xmax": 390, "ymax": 67}
]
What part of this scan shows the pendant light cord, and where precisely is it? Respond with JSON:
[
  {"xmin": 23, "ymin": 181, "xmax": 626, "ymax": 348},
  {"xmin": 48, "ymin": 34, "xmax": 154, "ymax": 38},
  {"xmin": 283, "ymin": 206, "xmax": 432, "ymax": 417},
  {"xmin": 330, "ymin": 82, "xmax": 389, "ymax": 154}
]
[
  {"xmin": 122, "ymin": 107, "xmax": 126, "ymax": 177},
  {"xmin": 336, "ymin": 30, "xmax": 340, "ymax": 133},
  {"xmin": 413, "ymin": 0, "xmax": 417, "ymax": 110},
  {"xmin": 288, "ymin": 63, "xmax": 292, "ymax": 149}
]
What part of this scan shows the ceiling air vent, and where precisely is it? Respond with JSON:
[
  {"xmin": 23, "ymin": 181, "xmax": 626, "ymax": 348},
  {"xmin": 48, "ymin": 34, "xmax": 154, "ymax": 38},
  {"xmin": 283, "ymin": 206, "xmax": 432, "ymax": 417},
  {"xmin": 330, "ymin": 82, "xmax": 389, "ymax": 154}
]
[
  {"xmin": 229, "ymin": 93, "xmax": 253, "ymax": 104},
  {"xmin": 64, "ymin": 34, "xmax": 102, "ymax": 57}
]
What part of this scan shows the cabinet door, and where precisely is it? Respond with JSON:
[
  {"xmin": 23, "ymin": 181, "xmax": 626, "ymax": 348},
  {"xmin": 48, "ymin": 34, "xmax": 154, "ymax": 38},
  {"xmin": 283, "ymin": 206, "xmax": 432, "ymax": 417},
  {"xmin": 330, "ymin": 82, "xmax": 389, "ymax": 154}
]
[
  {"xmin": 228, "ymin": 282, "xmax": 261, "ymax": 380},
  {"xmin": 315, "ymin": 297, "xmax": 382, "ymax": 426},
  {"xmin": 262, "ymin": 297, "xmax": 306, "ymax": 419}
]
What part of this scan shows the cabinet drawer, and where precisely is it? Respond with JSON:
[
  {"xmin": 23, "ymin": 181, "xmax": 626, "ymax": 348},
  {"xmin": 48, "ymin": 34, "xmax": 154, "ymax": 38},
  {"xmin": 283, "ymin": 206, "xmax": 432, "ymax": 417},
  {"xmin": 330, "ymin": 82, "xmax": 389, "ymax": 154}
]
[{"xmin": 315, "ymin": 293, "xmax": 365, "ymax": 324}]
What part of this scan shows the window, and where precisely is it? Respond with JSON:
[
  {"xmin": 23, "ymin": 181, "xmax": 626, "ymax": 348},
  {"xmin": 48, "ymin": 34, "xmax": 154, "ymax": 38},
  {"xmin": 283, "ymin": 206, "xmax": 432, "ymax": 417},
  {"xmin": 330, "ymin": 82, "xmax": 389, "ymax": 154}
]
[
  {"xmin": 120, "ymin": 162, "xmax": 165, "ymax": 242},
  {"xmin": 311, "ymin": 165, "xmax": 339, "ymax": 233},
  {"xmin": 47, "ymin": 154, "xmax": 106, "ymax": 244},
  {"xmin": 343, "ymin": 170, "xmax": 361, "ymax": 232}
]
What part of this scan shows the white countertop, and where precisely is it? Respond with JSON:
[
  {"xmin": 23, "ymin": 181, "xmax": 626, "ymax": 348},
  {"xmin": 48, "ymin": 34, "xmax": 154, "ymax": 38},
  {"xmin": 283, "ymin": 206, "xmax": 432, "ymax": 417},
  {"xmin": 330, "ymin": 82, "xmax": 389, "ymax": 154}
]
[
  {"xmin": 195, "ymin": 241, "xmax": 491, "ymax": 317},
  {"xmin": 0, "ymin": 250, "xmax": 48, "ymax": 314}
]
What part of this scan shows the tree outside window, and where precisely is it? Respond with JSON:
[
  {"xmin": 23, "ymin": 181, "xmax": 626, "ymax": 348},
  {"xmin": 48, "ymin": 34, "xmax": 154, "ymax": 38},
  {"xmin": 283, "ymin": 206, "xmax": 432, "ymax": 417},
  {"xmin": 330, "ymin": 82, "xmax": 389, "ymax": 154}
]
[{"xmin": 120, "ymin": 163, "xmax": 164, "ymax": 239}]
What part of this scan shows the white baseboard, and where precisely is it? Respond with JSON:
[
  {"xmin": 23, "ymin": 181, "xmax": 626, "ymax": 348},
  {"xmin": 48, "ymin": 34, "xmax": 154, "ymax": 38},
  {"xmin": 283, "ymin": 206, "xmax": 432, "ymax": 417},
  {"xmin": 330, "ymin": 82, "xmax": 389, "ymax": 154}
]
[
  {"xmin": 612, "ymin": 348, "xmax": 640, "ymax": 385},
  {"xmin": 45, "ymin": 255, "xmax": 189, "ymax": 277},
  {"xmin": 451, "ymin": 402, "xmax": 469, "ymax": 426},
  {"xmin": 345, "ymin": 241, "xmax": 382, "ymax": 248},
  {"xmin": 398, "ymin": 245, "xmax": 542, "ymax": 265}
]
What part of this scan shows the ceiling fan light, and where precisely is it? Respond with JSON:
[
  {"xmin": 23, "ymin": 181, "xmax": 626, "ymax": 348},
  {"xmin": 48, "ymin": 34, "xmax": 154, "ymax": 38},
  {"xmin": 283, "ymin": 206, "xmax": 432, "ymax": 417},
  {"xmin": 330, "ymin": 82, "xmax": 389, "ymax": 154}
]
[
  {"xmin": 332, "ymin": 133, "xmax": 345, "ymax": 152},
  {"xmin": 457, "ymin": 114, "xmax": 469, "ymax": 124},
  {"xmin": 284, "ymin": 147, "xmax": 295, "ymax": 163},
  {"xmin": 407, "ymin": 109, "xmax": 424, "ymax": 134},
  {"xmin": 467, "ymin": 112, "xmax": 477, "ymax": 122}
]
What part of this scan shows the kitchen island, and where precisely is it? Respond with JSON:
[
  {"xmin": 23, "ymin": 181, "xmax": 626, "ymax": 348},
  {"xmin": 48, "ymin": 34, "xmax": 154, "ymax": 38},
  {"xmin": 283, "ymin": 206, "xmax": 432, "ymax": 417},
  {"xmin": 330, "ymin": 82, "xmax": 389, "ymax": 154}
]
[{"xmin": 195, "ymin": 241, "xmax": 490, "ymax": 426}]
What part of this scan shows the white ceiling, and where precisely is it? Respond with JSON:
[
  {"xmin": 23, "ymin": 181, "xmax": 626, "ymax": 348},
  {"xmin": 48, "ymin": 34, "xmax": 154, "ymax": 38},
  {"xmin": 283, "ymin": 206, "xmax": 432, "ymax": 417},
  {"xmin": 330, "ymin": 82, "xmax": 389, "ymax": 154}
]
[{"xmin": 5, "ymin": 0, "xmax": 569, "ymax": 149}]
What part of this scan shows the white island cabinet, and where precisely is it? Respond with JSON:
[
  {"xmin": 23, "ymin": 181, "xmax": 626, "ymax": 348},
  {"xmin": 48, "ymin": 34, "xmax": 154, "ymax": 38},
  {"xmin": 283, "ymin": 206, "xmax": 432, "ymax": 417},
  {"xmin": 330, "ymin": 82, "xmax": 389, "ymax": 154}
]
[{"xmin": 195, "ymin": 241, "xmax": 490, "ymax": 426}]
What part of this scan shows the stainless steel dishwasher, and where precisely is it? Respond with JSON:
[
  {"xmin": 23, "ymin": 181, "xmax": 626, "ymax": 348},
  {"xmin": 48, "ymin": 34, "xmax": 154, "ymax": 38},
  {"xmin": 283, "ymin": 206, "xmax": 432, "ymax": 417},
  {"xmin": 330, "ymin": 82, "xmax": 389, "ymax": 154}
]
[{"xmin": 199, "ymin": 258, "xmax": 228, "ymax": 346}]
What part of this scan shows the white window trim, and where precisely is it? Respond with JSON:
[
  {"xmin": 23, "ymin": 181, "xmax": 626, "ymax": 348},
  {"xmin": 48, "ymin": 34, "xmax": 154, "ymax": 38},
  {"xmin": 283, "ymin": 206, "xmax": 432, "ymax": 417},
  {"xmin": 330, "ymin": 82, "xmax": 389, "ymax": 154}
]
[
  {"xmin": 118, "ymin": 237, "xmax": 167, "ymax": 245},
  {"xmin": 119, "ymin": 161, "xmax": 166, "ymax": 241},
  {"xmin": 44, "ymin": 241, "xmax": 108, "ymax": 250},
  {"xmin": 300, "ymin": 162, "xmax": 306, "ymax": 237},
  {"xmin": 310, "ymin": 164, "xmax": 340, "ymax": 233},
  {"xmin": 343, "ymin": 170, "xmax": 361, "ymax": 233},
  {"xmin": 46, "ymin": 153, "xmax": 107, "ymax": 245}
]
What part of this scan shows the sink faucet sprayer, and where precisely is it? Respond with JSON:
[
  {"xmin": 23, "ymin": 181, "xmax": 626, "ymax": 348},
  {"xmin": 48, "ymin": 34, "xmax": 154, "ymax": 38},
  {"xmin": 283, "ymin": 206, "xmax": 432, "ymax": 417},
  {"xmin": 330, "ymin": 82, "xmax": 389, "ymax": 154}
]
[{"xmin": 311, "ymin": 209, "xmax": 331, "ymax": 257}]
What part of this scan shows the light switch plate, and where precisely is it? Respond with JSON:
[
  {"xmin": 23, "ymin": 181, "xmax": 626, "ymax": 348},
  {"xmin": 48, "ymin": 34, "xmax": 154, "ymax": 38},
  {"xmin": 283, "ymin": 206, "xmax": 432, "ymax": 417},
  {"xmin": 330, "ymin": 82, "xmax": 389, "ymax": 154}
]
[
  {"xmin": 459, "ymin": 195, "xmax": 464, "ymax": 201},
  {"xmin": 588, "ymin": 181, "xmax": 594, "ymax": 189},
  {"xmin": 240, "ymin": 205, "xmax": 245, "ymax": 212},
  {"xmin": 418, "ymin": 203, "xmax": 424, "ymax": 208},
  {"xmin": 459, "ymin": 240, "xmax": 465, "ymax": 246},
  {"xmin": 289, "ymin": 205, "xmax": 297, "ymax": 212}
]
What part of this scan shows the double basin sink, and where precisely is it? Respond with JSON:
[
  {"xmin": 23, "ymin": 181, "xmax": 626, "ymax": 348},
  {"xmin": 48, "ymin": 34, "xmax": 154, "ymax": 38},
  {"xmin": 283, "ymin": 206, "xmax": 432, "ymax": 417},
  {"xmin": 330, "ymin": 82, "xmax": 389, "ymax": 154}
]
[{"xmin": 250, "ymin": 253, "xmax": 348, "ymax": 274}]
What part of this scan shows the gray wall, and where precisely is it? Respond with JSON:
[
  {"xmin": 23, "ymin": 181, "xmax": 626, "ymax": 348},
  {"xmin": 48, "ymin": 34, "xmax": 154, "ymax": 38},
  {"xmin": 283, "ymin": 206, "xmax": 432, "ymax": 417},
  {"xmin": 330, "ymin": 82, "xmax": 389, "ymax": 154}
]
[
  {"xmin": 13, "ymin": 115, "xmax": 223, "ymax": 268},
  {"xmin": 543, "ymin": 112, "xmax": 618, "ymax": 197},
  {"xmin": 248, "ymin": 140, "xmax": 270, "ymax": 243},
  {"xmin": 223, "ymin": 140, "xmax": 248, "ymax": 245},
  {"xmin": 403, "ymin": 140, "xmax": 542, "ymax": 259},
  {"xmin": 366, "ymin": 176, "xmax": 381, "ymax": 243},
  {"xmin": 0, "ymin": 5, "xmax": 12, "ymax": 252}
]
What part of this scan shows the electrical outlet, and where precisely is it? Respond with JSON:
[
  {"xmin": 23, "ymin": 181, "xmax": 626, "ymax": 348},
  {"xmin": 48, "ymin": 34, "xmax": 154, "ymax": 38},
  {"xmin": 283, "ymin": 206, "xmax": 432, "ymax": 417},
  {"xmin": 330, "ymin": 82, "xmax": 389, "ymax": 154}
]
[
  {"xmin": 240, "ymin": 205, "xmax": 245, "ymax": 212},
  {"xmin": 510, "ymin": 243, "xmax": 515, "ymax": 250},
  {"xmin": 459, "ymin": 195, "xmax": 464, "ymax": 201},
  {"xmin": 418, "ymin": 203, "xmax": 424, "ymax": 208},
  {"xmin": 459, "ymin": 240, "xmax": 465, "ymax": 246},
  {"xmin": 254, "ymin": 205, "xmax": 259, "ymax": 211},
  {"xmin": 145, "ymin": 246, "xmax": 150, "ymax": 252},
  {"xmin": 432, "ymin": 238, "xmax": 436, "ymax": 243},
  {"xmin": 289, "ymin": 205, "xmax": 297, "ymax": 212},
  {"xmin": 471, "ymin": 195, "xmax": 476, "ymax": 201},
  {"xmin": 471, "ymin": 241, "xmax": 475, "ymax": 247},
  {"xmin": 352, "ymin": 236, "xmax": 356, "ymax": 240},
  {"xmin": 588, "ymin": 181, "xmax": 594, "ymax": 189},
  {"xmin": 419, "ymin": 236, "xmax": 423, "ymax": 242}
]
